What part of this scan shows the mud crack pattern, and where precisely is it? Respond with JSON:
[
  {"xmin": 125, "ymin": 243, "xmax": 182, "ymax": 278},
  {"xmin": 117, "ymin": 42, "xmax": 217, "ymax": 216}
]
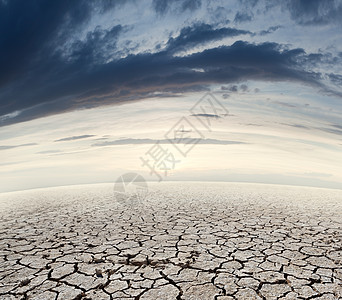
[{"xmin": 0, "ymin": 182, "xmax": 341, "ymax": 299}]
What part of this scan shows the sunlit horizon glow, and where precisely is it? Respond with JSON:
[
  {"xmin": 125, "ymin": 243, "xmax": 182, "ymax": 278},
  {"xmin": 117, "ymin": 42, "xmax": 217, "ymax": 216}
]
[
  {"xmin": 0, "ymin": 1, "xmax": 341, "ymax": 192},
  {"xmin": 1, "ymin": 85, "xmax": 341, "ymax": 192}
]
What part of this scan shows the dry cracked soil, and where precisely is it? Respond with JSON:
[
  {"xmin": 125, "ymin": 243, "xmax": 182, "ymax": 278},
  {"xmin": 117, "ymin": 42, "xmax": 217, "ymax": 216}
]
[{"xmin": 0, "ymin": 182, "xmax": 341, "ymax": 300}]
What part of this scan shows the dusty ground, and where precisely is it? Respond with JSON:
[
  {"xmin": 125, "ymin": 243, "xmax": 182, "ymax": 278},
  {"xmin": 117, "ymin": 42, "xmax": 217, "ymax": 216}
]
[{"xmin": 0, "ymin": 182, "xmax": 341, "ymax": 300}]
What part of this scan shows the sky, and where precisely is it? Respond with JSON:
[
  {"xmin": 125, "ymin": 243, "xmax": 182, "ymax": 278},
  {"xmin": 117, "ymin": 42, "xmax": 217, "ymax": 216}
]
[{"xmin": 0, "ymin": 0, "xmax": 342, "ymax": 192}]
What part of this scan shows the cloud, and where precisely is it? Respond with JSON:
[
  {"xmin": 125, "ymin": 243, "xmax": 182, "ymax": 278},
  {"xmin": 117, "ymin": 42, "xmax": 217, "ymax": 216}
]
[
  {"xmin": 240, "ymin": 84, "xmax": 248, "ymax": 92},
  {"xmin": 65, "ymin": 25, "xmax": 123, "ymax": 63},
  {"xmin": 234, "ymin": 12, "xmax": 253, "ymax": 23},
  {"xmin": 259, "ymin": 25, "xmax": 282, "ymax": 36},
  {"xmin": 242, "ymin": 123, "xmax": 263, "ymax": 127},
  {"xmin": 238, "ymin": 0, "xmax": 259, "ymax": 8},
  {"xmin": 320, "ymin": 127, "xmax": 342, "ymax": 136},
  {"xmin": 328, "ymin": 73, "xmax": 342, "ymax": 86},
  {"xmin": 0, "ymin": 143, "xmax": 37, "ymax": 150},
  {"xmin": 190, "ymin": 113, "xmax": 221, "ymax": 118},
  {"xmin": 283, "ymin": 123, "xmax": 309, "ymax": 129},
  {"xmin": 283, "ymin": 0, "xmax": 342, "ymax": 25},
  {"xmin": 152, "ymin": 0, "xmax": 169, "ymax": 14},
  {"xmin": 0, "ymin": 40, "xmax": 330, "ymax": 126},
  {"xmin": 221, "ymin": 84, "xmax": 249, "ymax": 93},
  {"xmin": 0, "ymin": 161, "xmax": 25, "ymax": 167},
  {"xmin": 166, "ymin": 23, "xmax": 252, "ymax": 53},
  {"xmin": 227, "ymin": 85, "xmax": 238, "ymax": 92},
  {"xmin": 332, "ymin": 124, "xmax": 342, "ymax": 130},
  {"xmin": 0, "ymin": 0, "xmax": 124, "ymax": 118},
  {"xmin": 0, "ymin": 0, "xmax": 97, "ymax": 88},
  {"xmin": 182, "ymin": 0, "xmax": 201, "ymax": 11},
  {"xmin": 152, "ymin": 0, "xmax": 201, "ymax": 15},
  {"xmin": 0, "ymin": 1, "xmax": 341, "ymax": 127},
  {"xmin": 303, "ymin": 172, "xmax": 332, "ymax": 178},
  {"xmin": 273, "ymin": 101, "xmax": 297, "ymax": 108},
  {"xmin": 92, "ymin": 138, "xmax": 246, "ymax": 147},
  {"xmin": 36, "ymin": 150, "xmax": 62, "ymax": 154},
  {"xmin": 54, "ymin": 135, "xmax": 95, "ymax": 142},
  {"xmin": 287, "ymin": 124, "xmax": 309, "ymax": 129}
]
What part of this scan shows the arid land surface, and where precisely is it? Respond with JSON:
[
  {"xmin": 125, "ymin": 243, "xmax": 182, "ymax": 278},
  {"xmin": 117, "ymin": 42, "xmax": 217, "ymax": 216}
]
[{"xmin": 0, "ymin": 182, "xmax": 341, "ymax": 300}]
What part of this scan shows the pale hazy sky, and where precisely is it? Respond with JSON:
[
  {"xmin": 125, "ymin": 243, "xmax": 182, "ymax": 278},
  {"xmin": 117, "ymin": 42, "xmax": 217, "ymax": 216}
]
[{"xmin": 0, "ymin": 0, "xmax": 342, "ymax": 192}]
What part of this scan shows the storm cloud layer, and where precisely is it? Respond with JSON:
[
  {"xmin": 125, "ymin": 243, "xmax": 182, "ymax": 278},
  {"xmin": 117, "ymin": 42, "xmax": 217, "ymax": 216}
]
[{"xmin": 0, "ymin": 0, "xmax": 341, "ymax": 127}]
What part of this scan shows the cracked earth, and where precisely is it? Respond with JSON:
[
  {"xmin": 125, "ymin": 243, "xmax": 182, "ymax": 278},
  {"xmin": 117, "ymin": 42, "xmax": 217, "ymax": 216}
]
[{"xmin": 0, "ymin": 182, "xmax": 341, "ymax": 300}]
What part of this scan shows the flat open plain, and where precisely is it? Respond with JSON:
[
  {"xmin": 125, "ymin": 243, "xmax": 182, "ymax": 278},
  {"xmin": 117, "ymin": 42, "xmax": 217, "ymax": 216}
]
[{"xmin": 0, "ymin": 182, "xmax": 341, "ymax": 300}]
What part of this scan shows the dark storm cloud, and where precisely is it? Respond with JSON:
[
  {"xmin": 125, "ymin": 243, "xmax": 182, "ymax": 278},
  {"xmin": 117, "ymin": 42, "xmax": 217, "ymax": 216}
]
[
  {"xmin": 240, "ymin": 84, "xmax": 248, "ymax": 92},
  {"xmin": 328, "ymin": 74, "xmax": 342, "ymax": 86},
  {"xmin": 54, "ymin": 135, "xmax": 96, "ymax": 142},
  {"xmin": 0, "ymin": 38, "xmax": 329, "ymax": 126},
  {"xmin": 234, "ymin": 12, "xmax": 253, "ymax": 23},
  {"xmin": 240, "ymin": 0, "xmax": 342, "ymax": 26},
  {"xmin": 221, "ymin": 85, "xmax": 238, "ymax": 92},
  {"xmin": 0, "ymin": 1, "xmax": 84, "ymax": 87},
  {"xmin": 0, "ymin": 0, "xmax": 124, "ymax": 119},
  {"xmin": 259, "ymin": 25, "xmax": 282, "ymax": 36},
  {"xmin": 221, "ymin": 84, "xmax": 249, "ymax": 93},
  {"xmin": 182, "ymin": 0, "xmax": 201, "ymax": 11},
  {"xmin": 152, "ymin": 0, "xmax": 201, "ymax": 15},
  {"xmin": 67, "ymin": 25, "xmax": 123, "ymax": 63},
  {"xmin": 238, "ymin": 0, "xmax": 259, "ymax": 6},
  {"xmin": 0, "ymin": 0, "xmax": 125, "ymax": 88},
  {"xmin": 0, "ymin": 1, "xmax": 340, "ymax": 127},
  {"xmin": 166, "ymin": 23, "xmax": 252, "ymax": 53},
  {"xmin": 230, "ymin": 85, "xmax": 238, "ymax": 92},
  {"xmin": 283, "ymin": 0, "xmax": 342, "ymax": 25}
]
